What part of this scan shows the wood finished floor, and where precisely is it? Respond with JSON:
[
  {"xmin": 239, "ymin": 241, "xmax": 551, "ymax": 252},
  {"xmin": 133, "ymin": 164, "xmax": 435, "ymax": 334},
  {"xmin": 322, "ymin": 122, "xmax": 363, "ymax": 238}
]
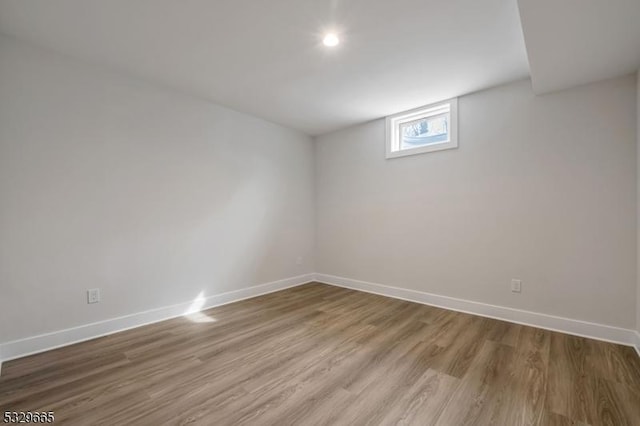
[{"xmin": 1, "ymin": 283, "xmax": 639, "ymax": 425}]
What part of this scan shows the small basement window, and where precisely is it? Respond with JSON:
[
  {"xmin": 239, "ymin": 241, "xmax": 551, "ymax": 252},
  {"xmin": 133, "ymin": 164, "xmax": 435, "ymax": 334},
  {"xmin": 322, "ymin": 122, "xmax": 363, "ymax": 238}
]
[{"xmin": 385, "ymin": 98, "xmax": 458, "ymax": 159}]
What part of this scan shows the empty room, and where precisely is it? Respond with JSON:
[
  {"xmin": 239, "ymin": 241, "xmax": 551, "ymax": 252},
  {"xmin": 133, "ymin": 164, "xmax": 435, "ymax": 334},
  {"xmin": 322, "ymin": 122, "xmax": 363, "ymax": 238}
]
[{"xmin": 1, "ymin": 0, "xmax": 639, "ymax": 425}]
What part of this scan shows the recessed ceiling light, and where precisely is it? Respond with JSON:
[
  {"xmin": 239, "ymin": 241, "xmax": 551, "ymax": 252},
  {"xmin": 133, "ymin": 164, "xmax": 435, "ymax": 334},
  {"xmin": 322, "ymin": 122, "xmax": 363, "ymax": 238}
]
[{"xmin": 323, "ymin": 33, "xmax": 340, "ymax": 47}]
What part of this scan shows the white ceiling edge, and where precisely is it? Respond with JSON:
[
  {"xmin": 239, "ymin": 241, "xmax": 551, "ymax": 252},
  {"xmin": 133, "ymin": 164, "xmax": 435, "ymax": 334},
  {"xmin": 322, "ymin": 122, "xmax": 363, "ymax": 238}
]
[
  {"xmin": 0, "ymin": 0, "xmax": 636, "ymax": 135},
  {"xmin": 0, "ymin": 0, "xmax": 530, "ymax": 136},
  {"xmin": 518, "ymin": 0, "xmax": 640, "ymax": 96},
  {"xmin": 0, "ymin": 31, "xmax": 315, "ymax": 140},
  {"xmin": 0, "ymin": 28, "xmax": 531, "ymax": 138}
]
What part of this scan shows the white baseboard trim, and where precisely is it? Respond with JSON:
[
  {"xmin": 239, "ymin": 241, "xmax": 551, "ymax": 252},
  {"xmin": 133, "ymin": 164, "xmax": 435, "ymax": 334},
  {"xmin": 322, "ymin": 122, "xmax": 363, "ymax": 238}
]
[
  {"xmin": 0, "ymin": 273, "xmax": 315, "ymax": 366},
  {"xmin": 315, "ymin": 273, "xmax": 639, "ymax": 349},
  {"xmin": 1, "ymin": 272, "xmax": 637, "ymax": 373}
]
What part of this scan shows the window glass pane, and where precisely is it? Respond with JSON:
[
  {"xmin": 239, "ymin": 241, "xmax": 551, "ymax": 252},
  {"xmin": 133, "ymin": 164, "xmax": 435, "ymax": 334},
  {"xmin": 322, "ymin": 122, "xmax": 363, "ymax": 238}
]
[{"xmin": 400, "ymin": 113, "xmax": 449, "ymax": 150}]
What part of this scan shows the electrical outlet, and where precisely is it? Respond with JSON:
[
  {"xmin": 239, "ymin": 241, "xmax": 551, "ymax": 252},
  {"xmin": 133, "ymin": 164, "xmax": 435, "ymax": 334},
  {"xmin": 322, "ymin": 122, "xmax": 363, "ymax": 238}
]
[
  {"xmin": 87, "ymin": 288, "xmax": 101, "ymax": 304},
  {"xmin": 296, "ymin": 256, "xmax": 303, "ymax": 265},
  {"xmin": 511, "ymin": 279, "xmax": 522, "ymax": 293}
]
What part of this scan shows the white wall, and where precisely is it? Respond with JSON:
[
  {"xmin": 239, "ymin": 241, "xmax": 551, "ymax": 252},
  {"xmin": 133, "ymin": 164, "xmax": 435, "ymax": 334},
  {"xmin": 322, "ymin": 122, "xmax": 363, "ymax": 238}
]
[
  {"xmin": 316, "ymin": 76, "xmax": 637, "ymax": 329},
  {"xmin": 0, "ymin": 36, "xmax": 315, "ymax": 344}
]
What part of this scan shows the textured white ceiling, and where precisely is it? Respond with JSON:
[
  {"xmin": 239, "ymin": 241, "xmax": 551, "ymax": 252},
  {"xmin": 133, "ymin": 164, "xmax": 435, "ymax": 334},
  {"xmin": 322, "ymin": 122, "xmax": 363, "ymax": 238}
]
[
  {"xmin": 518, "ymin": 0, "xmax": 640, "ymax": 94},
  {"xmin": 0, "ymin": 0, "xmax": 530, "ymax": 135}
]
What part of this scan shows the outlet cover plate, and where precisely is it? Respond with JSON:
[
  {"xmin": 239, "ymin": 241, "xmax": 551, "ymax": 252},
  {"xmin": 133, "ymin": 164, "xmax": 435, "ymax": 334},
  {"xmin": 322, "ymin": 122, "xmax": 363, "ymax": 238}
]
[{"xmin": 87, "ymin": 288, "xmax": 101, "ymax": 304}]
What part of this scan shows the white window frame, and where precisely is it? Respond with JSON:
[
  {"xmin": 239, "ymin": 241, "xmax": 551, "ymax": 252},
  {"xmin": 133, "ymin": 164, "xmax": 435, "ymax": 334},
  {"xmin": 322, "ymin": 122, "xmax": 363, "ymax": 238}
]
[{"xmin": 385, "ymin": 98, "xmax": 458, "ymax": 159}]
